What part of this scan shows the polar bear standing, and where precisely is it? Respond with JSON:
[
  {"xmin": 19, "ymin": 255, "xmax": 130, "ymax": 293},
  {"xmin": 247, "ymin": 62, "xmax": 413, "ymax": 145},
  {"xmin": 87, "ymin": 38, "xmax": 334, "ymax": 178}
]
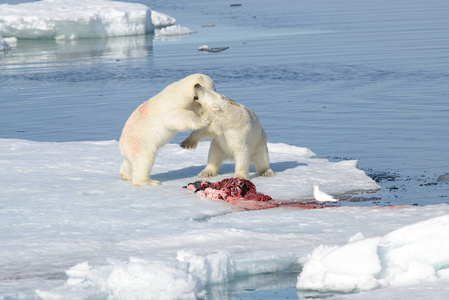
[
  {"xmin": 181, "ymin": 85, "xmax": 275, "ymax": 180},
  {"xmin": 119, "ymin": 74, "xmax": 215, "ymax": 186}
]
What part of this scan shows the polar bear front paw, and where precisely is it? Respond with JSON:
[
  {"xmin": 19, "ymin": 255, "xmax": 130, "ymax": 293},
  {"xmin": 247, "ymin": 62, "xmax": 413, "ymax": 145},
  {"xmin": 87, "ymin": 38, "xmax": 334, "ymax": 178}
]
[
  {"xmin": 133, "ymin": 179, "xmax": 161, "ymax": 186},
  {"xmin": 234, "ymin": 171, "xmax": 249, "ymax": 180},
  {"xmin": 180, "ymin": 138, "xmax": 198, "ymax": 150},
  {"xmin": 120, "ymin": 172, "xmax": 132, "ymax": 181},
  {"xmin": 198, "ymin": 169, "xmax": 218, "ymax": 178},
  {"xmin": 260, "ymin": 169, "xmax": 275, "ymax": 177},
  {"xmin": 190, "ymin": 118, "xmax": 210, "ymax": 130},
  {"xmin": 191, "ymin": 118, "xmax": 210, "ymax": 129}
]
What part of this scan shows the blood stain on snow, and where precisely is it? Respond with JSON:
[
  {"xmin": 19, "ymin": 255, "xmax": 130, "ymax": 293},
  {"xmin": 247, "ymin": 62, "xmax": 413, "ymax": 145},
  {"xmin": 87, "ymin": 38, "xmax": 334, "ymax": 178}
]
[
  {"xmin": 184, "ymin": 178, "xmax": 411, "ymax": 211},
  {"xmin": 184, "ymin": 178, "xmax": 323, "ymax": 211}
]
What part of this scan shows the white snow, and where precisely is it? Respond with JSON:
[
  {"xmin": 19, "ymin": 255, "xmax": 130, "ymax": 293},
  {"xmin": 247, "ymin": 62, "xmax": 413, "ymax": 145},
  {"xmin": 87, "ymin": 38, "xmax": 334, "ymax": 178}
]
[
  {"xmin": 297, "ymin": 215, "xmax": 449, "ymax": 294},
  {"xmin": 0, "ymin": 0, "xmax": 177, "ymax": 40},
  {"xmin": 159, "ymin": 25, "xmax": 196, "ymax": 36},
  {"xmin": 0, "ymin": 35, "xmax": 10, "ymax": 51},
  {"xmin": 36, "ymin": 258, "xmax": 204, "ymax": 300},
  {"xmin": 3, "ymin": 36, "xmax": 17, "ymax": 47},
  {"xmin": 1, "ymin": 138, "xmax": 449, "ymax": 299},
  {"xmin": 151, "ymin": 11, "xmax": 177, "ymax": 29}
]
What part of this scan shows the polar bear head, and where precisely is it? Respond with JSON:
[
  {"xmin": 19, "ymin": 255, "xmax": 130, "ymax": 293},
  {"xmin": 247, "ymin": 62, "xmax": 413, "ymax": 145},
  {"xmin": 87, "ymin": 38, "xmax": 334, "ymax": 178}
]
[
  {"xmin": 160, "ymin": 74, "xmax": 216, "ymax": 110},
  {"xmin": 194, "ymin": 84, "xmax": 230, "ymax": 112},
  {"xmin": 181, "ymin": 73, "xmax": 216, "ymax": 101}
]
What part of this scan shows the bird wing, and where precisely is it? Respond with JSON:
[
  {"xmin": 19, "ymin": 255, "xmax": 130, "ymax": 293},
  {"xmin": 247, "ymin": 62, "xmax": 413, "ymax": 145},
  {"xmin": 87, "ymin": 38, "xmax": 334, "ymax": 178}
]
[{"xmin": 316, "ymin": 191, "xmax": 337, "ymax": 202}]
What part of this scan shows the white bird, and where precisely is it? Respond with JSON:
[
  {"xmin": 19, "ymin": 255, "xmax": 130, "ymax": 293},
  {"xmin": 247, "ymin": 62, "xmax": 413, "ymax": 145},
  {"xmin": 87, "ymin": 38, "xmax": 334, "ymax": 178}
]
[{"xmin": 312, "ymin": 185, "xmax": 338, "ymax": 204}]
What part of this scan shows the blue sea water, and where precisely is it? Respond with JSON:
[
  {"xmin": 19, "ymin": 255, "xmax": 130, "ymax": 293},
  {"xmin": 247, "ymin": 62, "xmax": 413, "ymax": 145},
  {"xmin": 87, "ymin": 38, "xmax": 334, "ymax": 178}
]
[{"xmin": 1, "ymin": 1, "xmax": 449, "ymax": 297}]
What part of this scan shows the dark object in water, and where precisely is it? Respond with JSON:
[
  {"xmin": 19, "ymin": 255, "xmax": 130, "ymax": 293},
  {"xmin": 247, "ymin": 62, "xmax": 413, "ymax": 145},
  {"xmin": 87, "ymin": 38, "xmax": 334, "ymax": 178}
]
[
  {"xmin": 198, "ymin": 46, "xmax": 229, "ymax": 53},
  {"xmin": 230, "ymin": 4, "xmax": 242, "ymax": 7}
]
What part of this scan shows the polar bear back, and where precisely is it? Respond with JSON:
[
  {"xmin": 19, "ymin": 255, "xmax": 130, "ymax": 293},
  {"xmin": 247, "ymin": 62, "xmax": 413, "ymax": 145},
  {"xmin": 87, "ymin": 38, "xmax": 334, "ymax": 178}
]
[{"xmin": 214, "ymin": 101, "xmax": 266, "ymax": 154}]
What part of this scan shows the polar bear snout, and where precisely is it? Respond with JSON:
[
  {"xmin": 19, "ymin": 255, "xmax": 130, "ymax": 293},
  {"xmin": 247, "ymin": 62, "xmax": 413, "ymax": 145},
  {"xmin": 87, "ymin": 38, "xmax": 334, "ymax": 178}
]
[
  {"xmin": 194, "ymin": 84, "xmax": 203, "ymax": 100},
  {"xmin": 193, "ymin": 86, "xmax": 224, "ymax": 112}
]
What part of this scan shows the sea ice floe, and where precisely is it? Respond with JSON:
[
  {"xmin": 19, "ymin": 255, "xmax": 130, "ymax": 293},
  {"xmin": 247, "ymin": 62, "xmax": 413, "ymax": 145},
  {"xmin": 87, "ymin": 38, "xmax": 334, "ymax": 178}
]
[
  {"xmin": 0, "ymin": 0, "xmax": 176, "ymax": 40},
  {"xmin": 3, "ymin": 139, "xmax": 447, "ymax": 299},
  {"xmin": 159, "ymin": 25, "xmax": 196, "ymax": 36},
  {"xmin": 0, "ymin": 35, "xmax": 10, "ymax": 51}
]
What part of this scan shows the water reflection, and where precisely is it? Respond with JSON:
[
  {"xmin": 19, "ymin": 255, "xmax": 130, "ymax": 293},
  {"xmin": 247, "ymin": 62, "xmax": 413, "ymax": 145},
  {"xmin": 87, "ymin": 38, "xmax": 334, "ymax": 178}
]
[{"xmin": 0, "ymin": 34, "xmax": 154, "ymax": 69}]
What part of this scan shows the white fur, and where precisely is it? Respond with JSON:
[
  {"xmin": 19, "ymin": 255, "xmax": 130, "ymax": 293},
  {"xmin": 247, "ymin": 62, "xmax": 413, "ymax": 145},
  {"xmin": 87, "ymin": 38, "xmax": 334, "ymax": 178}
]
[
  {"xmin": 181, "ymin": 86, "xmax": 275, "ymax": 180},
  {"xmin": 119, "ymin": 74, "xmax": 215, "ymax": 186}
]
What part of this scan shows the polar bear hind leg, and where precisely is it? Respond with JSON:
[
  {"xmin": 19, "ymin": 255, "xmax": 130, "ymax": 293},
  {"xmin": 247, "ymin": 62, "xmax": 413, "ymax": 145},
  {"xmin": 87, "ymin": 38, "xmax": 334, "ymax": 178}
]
[
  {"xmin": 132, "ymin": 152, "xmax": 161, "ymax": 186},
  {"xmin": 119, "ymin": 159, "xmax": 133, "ymax": 181},
  {"xmin": 252, "ymin": 145, "xmax": 275, "ymax": 177}
]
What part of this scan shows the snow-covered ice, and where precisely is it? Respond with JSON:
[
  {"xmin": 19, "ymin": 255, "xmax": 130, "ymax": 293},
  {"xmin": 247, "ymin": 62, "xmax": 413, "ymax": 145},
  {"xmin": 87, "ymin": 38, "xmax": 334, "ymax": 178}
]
[
  {"xmin": 198, "ymin": 45, "xmax": 210, "ymax": 51},
  {"xmin": 159, "ymin": 25, "xmax": 196, "ymax": 36},
  {"xmin": 2, "ymin": 36, "xmax": 16, "ymax": 47},
  {"xmin": 0, "ymin": 35, "xmax": 10, "ymax": 51},
  {"xmin": 1, "ymin": 138, "xmax": 449, "ymax": 299},
  {"xmin": 297, "ymin": 215, "xmax": 449, "ymax": 295},
  {"xmin": 0, "ymin": 0, "xmax": 177, "ymax": 40},
  {"xmin": 151, "ymin": 11, "xmax": 176, "ymax": 29}
]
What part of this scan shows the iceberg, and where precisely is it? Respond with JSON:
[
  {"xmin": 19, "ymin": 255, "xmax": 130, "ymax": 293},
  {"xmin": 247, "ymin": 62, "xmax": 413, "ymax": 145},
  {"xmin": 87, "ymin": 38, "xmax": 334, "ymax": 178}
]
[
  {"xmin": 0, "ymin": 35, "xmax": 10, "ymax": 51},
  {"xmin": 0, "ymin": 0, "xmax": 176, "ymax": 40}
]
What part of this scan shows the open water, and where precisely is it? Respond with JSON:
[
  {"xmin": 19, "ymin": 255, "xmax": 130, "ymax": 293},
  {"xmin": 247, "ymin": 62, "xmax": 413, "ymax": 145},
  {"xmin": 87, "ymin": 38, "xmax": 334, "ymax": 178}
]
[{"xmin": 1, "ymin": 0, "xmax": 449, "ymax": 297}]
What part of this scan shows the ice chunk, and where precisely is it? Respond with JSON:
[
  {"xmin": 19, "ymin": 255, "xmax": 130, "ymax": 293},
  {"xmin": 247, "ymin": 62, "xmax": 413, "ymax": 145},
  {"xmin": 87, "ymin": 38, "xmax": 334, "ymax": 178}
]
[
  {"xmin": 0, "ymin": 0, "xmax": 154, "ymax": 39},
  {"xmin": 177, "ymin": 250, "xmax": 235, "ymax": 284},
  {"xmin": 297, "ymin": 238, "xmax": 382, "ymax": 293},
  {"xmin": 36, "ymin": 258, "xmax": 205, "ymax": 300},
  {"xmin": 297, "ymin": 215, "xmax": 449, "ymax": 293},
  {"xmin": 0, "ymin": 35, "xmax": 10, "ymax": 51},
  {"xmin": 380, "ymin": 214, "xmax": 449, "ymax": 286},
  {"xmin": 151, "ymin": 10, "xmax": 176, "ymax": 28},
  {"xmin": 159, "ymin": 25, "xmax": 196, "ymax": 36},
  {"xmin": 3, "ymin": 36, "xmax": 17, "ymax": 47}
]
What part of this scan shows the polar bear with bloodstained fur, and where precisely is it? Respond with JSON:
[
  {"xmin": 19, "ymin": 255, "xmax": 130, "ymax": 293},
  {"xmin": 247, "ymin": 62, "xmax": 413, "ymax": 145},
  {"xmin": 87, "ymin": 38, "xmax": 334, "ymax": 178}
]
[
  {"xmin": 119, "ymin": 74, "xmax": 215, "ymax": 186},
  {"xmin": 181, "ymin": 85, "xmax": 275, "ymax": 180}
]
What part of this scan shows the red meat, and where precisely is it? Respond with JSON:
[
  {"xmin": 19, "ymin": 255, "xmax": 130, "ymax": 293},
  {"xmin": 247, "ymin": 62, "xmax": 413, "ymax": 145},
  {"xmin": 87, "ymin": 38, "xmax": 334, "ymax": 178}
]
[{"xmin": 185, "ymin": 178, "xmax": 279, "ymax": 210}]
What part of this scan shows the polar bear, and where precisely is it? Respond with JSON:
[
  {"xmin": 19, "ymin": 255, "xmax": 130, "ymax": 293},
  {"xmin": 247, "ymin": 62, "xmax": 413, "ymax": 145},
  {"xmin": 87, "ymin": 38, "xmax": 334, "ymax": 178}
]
[
  {"xmin": 119, "ymin": 74, "xmax": 215, "ymax": 186},
  {"xmin": 181, "ymin": 85, "xmax": 275, "ymax": 180}
]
